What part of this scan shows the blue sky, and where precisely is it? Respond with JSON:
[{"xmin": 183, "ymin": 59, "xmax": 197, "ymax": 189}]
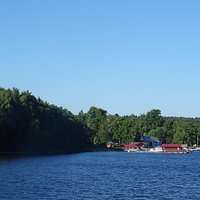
[{"xmin": 0, "ymin": 0, "xmax": 200, "ymax": 117}]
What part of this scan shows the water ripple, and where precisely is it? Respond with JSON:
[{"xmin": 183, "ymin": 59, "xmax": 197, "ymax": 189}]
[{"xmin": 0, "ymin": 152, "xmax": 200, "ymax": 199}]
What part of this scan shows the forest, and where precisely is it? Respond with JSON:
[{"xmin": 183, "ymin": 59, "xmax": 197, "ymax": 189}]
[
  {"xmin": 77, "ymin": 107, "xmax": 200, "ymax": 146},
  {"xmin": 0, "ymin": 87, "xmax": 200, "ymax": 154},
  {"xmin": 0, "ymin": 87, "xmax": 88, "ymax": 154}
]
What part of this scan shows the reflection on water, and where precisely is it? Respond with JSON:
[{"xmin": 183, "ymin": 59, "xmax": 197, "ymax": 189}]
[{"xmin": 0, "ymin": 151, "xmax": 200, "ymax": 200}]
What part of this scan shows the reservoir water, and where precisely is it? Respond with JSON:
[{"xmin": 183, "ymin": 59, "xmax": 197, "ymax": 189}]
[{"xmin": 0, "ymin": 151, "xmax": 200, "ymax": 200}]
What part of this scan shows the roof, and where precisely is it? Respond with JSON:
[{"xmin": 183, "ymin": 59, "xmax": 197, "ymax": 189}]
[
  {"xmin": 123, "ymin": 143, "xmax": 138, "ymax": 148},
  {"xmin": 141, "ymin": 135, "xmax": 160, "ymax": 143},
  {"xmin": 161, "ymin": 144, "xmax": 182, "ymax": 148}
]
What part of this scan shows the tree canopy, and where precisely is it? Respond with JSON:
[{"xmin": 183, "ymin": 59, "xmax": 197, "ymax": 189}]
[
  {"xmin": 0, "ymin": 87, "xmax": 89, "ymax": 154},
  {"xmin": 77, "ymin": 107, "xmax": 200, "ymax": 146},
  {"xmin": 1, "ymin": 87, "xmax": 200, "ymax": 155}
]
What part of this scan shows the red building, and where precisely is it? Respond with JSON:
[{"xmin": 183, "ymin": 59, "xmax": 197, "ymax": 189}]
[
  {"xmin": 161, "ymin": 144, "xmax": 189, "ymax": 153},
  {"xmin": 123, "ymin": 142, "xmax": 145, "ymax": 151}
]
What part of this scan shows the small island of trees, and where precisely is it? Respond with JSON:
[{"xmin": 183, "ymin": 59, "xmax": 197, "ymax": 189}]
[{"xmin": 0, "ymin": 87, "xmax": 200, "ymax": 154}]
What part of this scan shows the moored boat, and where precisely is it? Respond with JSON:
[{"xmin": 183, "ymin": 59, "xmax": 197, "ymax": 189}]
[
  {"xmin": 124, "ymin": 143, "xmax": 191, "ymax": 153},
  {"xmin": 149, "ymin": 146, "xmax": 163, "ymax": 153}
]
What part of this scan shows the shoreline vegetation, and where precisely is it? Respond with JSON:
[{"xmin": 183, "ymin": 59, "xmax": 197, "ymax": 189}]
[{"xmin": 0, "ymin": 87, "xmax": 200, "ymax": 155}]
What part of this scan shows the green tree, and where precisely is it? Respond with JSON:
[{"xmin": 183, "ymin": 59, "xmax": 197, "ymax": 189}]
[
  {"xmin": 145, "ymin": 109, "xmax": 164, "ymax": 132},
  {"xmin": 86, "ymin": 106, "xmax": 108, "ymax": 144}
]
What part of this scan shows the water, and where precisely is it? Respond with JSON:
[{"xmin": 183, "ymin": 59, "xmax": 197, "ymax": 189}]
[{"xmin": 0, "ymin": 151, "xmax": 200, "ymax": 200}]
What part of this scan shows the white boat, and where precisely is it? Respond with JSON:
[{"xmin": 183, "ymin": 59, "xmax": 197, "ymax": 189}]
[
  {"xmin": 190, "ymin": 147, "xmax": 200, "ymax": 151},
  {"xmin": 149, "ymin": 146, "xmax": 163, "ymax": 153},
  {"xmin": 127, "ymin": 148, "xmax": 140, "ymax": 152}
]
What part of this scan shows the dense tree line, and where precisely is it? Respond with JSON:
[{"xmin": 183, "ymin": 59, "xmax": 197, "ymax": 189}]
[
  {"xmin": 1, "ymin": 87, "xmax": 200, "ymax": 154},
  {"xmin": 77, "ymin": 107, "xmax": 200, "ymax": 146},
  {"xmin": 0, "ymin": 87, "xmax": 88, "ymax": 154}
]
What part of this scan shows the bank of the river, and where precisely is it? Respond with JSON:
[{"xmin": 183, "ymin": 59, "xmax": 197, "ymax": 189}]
[{"xmin": 0, "ymin": 144, "xmax": 112, "ymax": 156}]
